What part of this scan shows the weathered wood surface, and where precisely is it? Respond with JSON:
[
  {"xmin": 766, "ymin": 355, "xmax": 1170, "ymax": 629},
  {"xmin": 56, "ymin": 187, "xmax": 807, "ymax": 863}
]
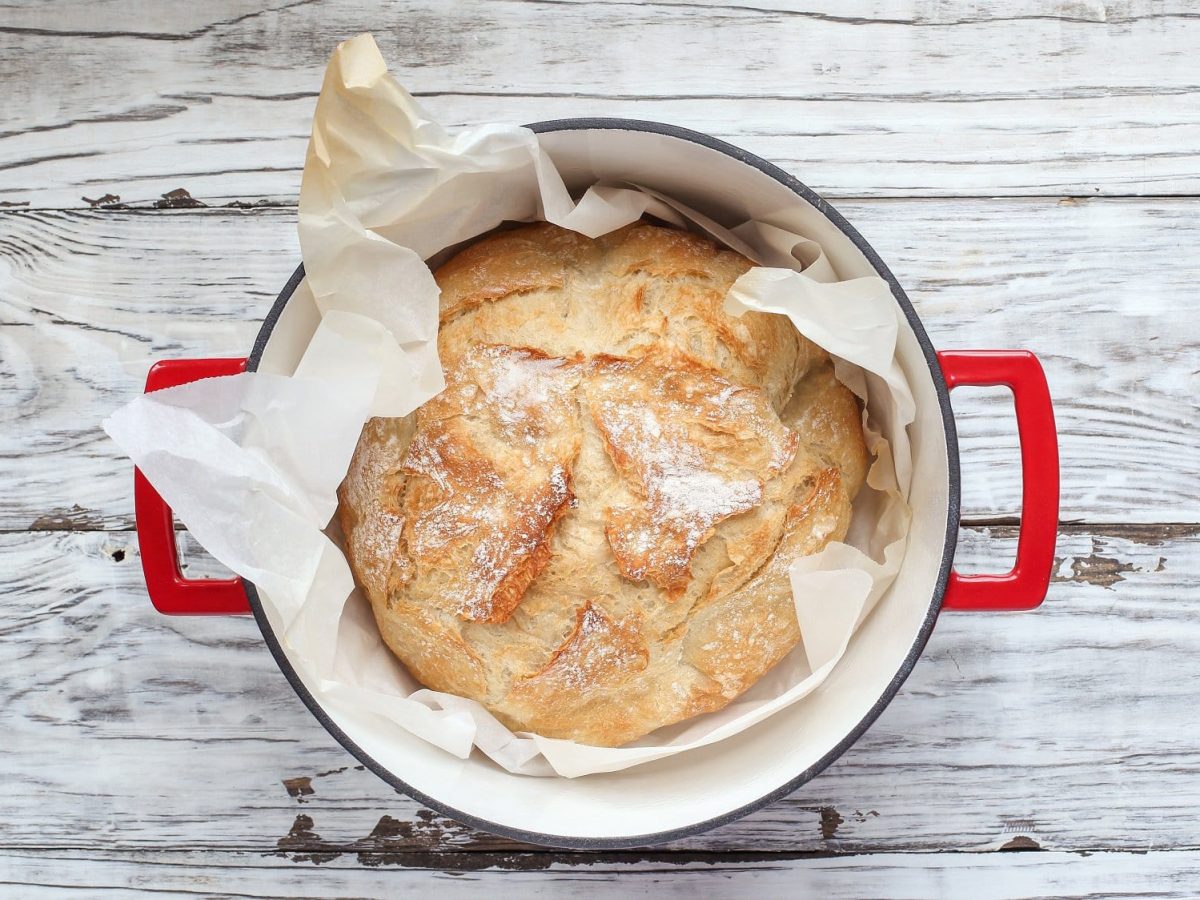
[
  {"xmin": 1, "ymin": 525, "xmax": 1194, "ymax": 855},
  {"xmin": 2, "ymin": 1, "xmax": 1200, "ymax": 205},
  {"xmin": 3, "ymin": 848, "xmax": 1200, "ymax": 898},
  {"xmin": 3, "ymin": 0, "xmax": 1198, "ymax": 893},
  {"xmin": 4, "ymin": 199, "xmax": 1197, "ymax": 530}
]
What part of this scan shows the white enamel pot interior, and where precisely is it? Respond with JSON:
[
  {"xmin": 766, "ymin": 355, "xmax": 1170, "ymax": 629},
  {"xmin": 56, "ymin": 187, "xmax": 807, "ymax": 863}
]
[{"xmin": 244, "ymin": 120, "xmax": 958, "ymax": 849}]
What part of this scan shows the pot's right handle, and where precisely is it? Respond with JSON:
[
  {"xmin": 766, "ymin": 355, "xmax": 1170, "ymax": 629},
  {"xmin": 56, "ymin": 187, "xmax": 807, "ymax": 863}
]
[{"xmin": 938, "ymin": 350, "xmax": 1059, "ymax": 611}]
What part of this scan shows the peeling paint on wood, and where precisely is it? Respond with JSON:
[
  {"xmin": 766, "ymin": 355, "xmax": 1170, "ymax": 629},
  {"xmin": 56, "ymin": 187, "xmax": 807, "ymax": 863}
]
[
  {"xmin": 82, "ymin": 193, "xmax": 123, "ymax": 208},
  {"xmin": 1064, "ymin": 555, "xmax": 1136, "ymax": 589},
  {"xmin": 28, "ymin": 505, "xmax": 114, "ymax": 532},
  {"xmin": 273, "ymin": 809, "xmax": 536, "ymax": 870},
  {"xmin": 154, "ymin": 187, "xmax": 206, "ymax": 209},
  {"xmin": 282, "ymin": 776, "xmax": 314, "ymax": 801},
  {"xmin": 1054, "ymin": 539, "xmax": 1140, "ymax": 589},
  {"xmin": 819, "ymin": 807, "xmax": 845, "ymax": 841},
  {"xmin": 275, "ymin": 814, "xmax": 339, "ymax": 865},
  {"xmin": 1000, "ymin": 836, "xmax": 1042, "ymax": 852}
]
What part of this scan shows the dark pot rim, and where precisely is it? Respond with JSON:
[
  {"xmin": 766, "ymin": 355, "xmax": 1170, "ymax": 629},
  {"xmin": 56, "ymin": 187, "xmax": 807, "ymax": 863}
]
[{"xmin": 243, "ymin": 117, "xmax": 961, "ymax": 850}]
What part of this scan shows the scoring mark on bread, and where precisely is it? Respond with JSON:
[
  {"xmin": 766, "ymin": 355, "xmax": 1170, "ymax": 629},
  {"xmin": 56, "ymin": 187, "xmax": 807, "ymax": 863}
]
[
  {"xmin": 586, "ymin": 347, "xmax": 799, "ymax": 598},
  {"xmin": 399, "ymin": 344, "xmax": 583, "ymax": 623},
  {"xmin": 518, "ymin": 599, "xmax": 648, "ymax": 693}
]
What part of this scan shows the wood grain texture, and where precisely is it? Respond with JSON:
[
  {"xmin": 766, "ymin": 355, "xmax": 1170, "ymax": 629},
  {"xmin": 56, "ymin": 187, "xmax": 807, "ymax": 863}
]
[
  {"xmin": 3, "ymin": 1, "xmax": 1197, "ymax": 889},
  {"xmin": 2, "ymin": 1, "xmax": 1199, "ymax": 205},
  {"xmin": 3, "ymin": 847, "xmax": 1200, "ymax": 898},
  {"xmin": 1, "ymin": 524, "xmax": 1196, "ymax": 855},
  {"xmin": 3, "ymin": 200, "xmax": 1197, "ymax": 530}
]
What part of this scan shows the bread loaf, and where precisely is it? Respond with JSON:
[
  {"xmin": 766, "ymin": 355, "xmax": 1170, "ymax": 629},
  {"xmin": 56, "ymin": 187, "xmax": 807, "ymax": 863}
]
[{"xmin": 337, "ymin": 222, "xmax": 868, "ymax": 747}]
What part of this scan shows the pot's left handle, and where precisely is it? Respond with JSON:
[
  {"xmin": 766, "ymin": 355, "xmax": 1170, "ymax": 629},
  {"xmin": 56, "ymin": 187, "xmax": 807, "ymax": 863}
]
[{"xmin": 134, "ymin": 358, "xmax": 252, "ymax": 615}]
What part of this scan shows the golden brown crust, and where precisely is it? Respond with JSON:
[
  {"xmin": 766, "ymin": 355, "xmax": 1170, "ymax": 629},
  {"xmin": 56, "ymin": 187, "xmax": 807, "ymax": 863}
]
[
  {"xmin": 337, "ymin": 222, "xmax": 869, "ymax": 746},
  {"xmin": 437, "ymin": 223, "xmax": 596, "ymax": 324}
]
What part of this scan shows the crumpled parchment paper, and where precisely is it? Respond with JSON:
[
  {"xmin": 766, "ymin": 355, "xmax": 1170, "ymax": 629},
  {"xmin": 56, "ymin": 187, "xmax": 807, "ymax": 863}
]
[{"xmin": 105, "ymin": 33, "xmax": 913, "ymax": 778}]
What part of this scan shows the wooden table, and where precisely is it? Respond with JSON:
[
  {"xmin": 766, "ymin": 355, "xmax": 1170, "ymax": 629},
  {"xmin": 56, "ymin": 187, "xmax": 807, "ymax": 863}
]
[{"xmin": 2, "ymin": 2, "xmax": 1197, "ymax": 895}]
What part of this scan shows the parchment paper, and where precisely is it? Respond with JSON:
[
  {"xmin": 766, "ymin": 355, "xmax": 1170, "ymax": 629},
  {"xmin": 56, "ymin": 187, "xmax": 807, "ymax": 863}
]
[{"xmin": 104, "ymin": 33, "xmax": 913, "ymax": 778}]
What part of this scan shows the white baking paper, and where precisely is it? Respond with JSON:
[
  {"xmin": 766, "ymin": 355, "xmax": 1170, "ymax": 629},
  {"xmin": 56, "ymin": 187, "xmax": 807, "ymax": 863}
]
[{"xmin": 103, "ymin": 33, "xmax": 913, "ymax": 778}]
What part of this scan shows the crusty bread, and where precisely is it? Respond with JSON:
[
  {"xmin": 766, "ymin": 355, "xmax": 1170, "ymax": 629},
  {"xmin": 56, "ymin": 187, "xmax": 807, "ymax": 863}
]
[{"xmin": 337, "ymin": 222, "xmax": 868, "ymax": 747}]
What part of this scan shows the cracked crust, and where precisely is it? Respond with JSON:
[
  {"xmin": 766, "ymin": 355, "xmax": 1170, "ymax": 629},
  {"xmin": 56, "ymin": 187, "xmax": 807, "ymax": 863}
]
[
  {"xmin": 337, "ymin": 222, "xmax": 869, "ymax": 746},
  {"xmin": 586, "ymin": 348, "xmax": 799, "ymax": 598}
]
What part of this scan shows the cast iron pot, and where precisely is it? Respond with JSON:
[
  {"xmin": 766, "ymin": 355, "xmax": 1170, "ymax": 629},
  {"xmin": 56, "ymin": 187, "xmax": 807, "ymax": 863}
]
[{"xmin": 133, "ymin": 120, "xmax": 1059, "ymax": 848}]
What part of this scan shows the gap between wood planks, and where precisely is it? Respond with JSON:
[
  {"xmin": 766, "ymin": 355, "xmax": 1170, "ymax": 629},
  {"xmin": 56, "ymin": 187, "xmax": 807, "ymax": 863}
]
[
  {"xmin": 5, "ymin": 194, "xmax": 1200, "ymax": 212},
  {"xmin": 9, "ymin": 522, "xmax": 1185, "ymax": 600},
  {"xmin": 9, "ymin": 849, "xmax": 1200, "ymax": 900},
  {"xmin": 12, "ymin": 523, "xmax": 1185, "ymax": 593},
  {"xmin": 0, "ymin": 842, "xmax": 1180, "ymax": 873},
  {"xmin": 0, "ymin": 847, "xmax": 1098, "ymax": 871}
]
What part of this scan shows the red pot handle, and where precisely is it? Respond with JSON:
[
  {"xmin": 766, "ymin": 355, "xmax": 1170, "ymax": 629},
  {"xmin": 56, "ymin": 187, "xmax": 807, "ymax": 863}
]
[
  {"xmin": 134, "ymin": 358, "xmax": 252, "ymax": 615},
  {"xmin": 939, "ymin": 350, "xmax": 1059, "ymax": 611},
  {"xmin": 135, "ymin": 351, "xmax": 1056, "ymax": 615}
]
